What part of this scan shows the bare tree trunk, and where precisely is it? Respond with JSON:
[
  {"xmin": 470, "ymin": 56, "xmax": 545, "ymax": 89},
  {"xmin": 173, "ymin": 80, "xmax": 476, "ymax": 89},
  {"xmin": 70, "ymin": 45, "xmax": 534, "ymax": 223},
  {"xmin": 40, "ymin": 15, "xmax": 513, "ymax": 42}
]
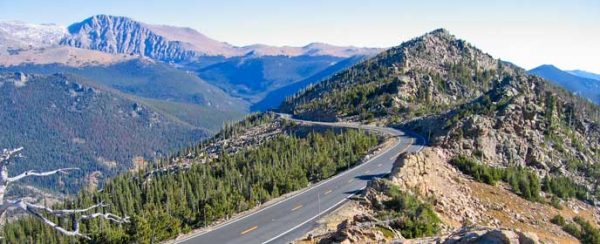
[{"xmin": 0, "ymin": 147, "xmax": 129, "ymax": 240}]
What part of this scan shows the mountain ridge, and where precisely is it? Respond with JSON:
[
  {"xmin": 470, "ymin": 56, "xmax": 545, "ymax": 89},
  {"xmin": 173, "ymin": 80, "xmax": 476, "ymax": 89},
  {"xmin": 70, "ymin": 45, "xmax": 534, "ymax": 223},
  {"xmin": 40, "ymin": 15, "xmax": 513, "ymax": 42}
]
[
  {"xmin": 568, "ymin": 69, "xmax": 600, "ymax": 81},
  {"xmin": 280, "ymin": 28, "xmax": 510, "ymax": 121},
  {"xmin": 529, "ymin": 64, "xmax": 600, "ymax": 104},
  {"xmin": 281, "ymin": 28, "xmax": 600, "ymax": 243},
  {"xmin": 58, "ymin": 14, "xmax": 382, "ymax": 62},
  {"xmin": 1, "ymin": 15, "xmax": 383, "ymax": 110}
]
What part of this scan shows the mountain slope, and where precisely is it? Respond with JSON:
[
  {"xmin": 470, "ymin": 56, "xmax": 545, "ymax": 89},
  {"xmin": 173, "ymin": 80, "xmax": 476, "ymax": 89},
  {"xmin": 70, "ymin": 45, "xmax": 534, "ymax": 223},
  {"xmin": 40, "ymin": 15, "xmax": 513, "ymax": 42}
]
[
  {"xmin": 282, "ymin": 29, "xmax": 600, "ymax": 242},
  {"xmin": 61, "ymin": 15, "xmax": 200, "ymax": 62},
  {"xmin": 0, "ymin": 72, "xmax": 209, "ymax": 192},
  {"xmin": 251, "ymin": 55, "xmax": 366, "ymax": 111},
  {"xmin": 281, "ymin": 29, "xmax": 504, "ymax": 121},
  {"xmin": 0, "ymin": 60, "xmax": 247, "ymax": 130},
  {"xmin": 529, "ymin": 65, "xmax": 600, "ymax": 104},
  {"xmin": 195, "ymin": 54, "xmax": 354, "ymax": 102}
]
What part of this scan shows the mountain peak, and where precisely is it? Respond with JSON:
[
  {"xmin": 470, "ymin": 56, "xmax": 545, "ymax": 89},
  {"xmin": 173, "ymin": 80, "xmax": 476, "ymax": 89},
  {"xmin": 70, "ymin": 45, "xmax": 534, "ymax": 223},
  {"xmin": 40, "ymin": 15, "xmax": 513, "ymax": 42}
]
[
  {"xmin": 62, "ymin": 15, "xmax": 199, "ymax": 62},
  {"xmin": 532, "ymin": 64, "xmax": 560, "ymax": 71},
  {"xmin": 379, "ymin": 28, "xmax": 498, "ymax": 75},
  {"xmin": 426, "ymin": 28, "xmax": 452, "ymax": 37},
  {"xmin": 67, "ymin": 14, "xmax": 135, "ymax": 33}
]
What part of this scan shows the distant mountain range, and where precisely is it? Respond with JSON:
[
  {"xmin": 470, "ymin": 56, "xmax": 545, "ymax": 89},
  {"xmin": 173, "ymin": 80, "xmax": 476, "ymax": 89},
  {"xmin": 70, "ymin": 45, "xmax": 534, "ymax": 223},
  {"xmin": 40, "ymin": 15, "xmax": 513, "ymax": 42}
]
[
  {"xmin": 529, "ymin": 64, "xmax": 600, "ymax": 104},
  {"xmin": 0, "ymin": 15, "xmax": 381, "ymax": 108},
  {"xmin": 0, "ymin": 15, "xmax": 381, "ymax": 191},
  {"xmin": 568, "ymin": 69, "xmax": 600, "ymax": 81},
  {"xmin": 1, "ymin": 15, "xmax": 381, "ymax": 60}
]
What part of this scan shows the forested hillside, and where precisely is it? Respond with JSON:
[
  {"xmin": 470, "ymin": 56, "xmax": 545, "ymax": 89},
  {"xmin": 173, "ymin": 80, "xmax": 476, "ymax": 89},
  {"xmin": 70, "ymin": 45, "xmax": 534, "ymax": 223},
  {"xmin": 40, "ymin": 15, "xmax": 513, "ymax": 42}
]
[
  {"xmin": 0, "ymin": 72, "xmax": 208, "ymax": 193},
  {"xmin": 0, "ymin": 60, "xmax": 246, "ymax": 131},
  {"xmin": 2, "ymin": 113, "xmax": 381, "ymax": 242}
]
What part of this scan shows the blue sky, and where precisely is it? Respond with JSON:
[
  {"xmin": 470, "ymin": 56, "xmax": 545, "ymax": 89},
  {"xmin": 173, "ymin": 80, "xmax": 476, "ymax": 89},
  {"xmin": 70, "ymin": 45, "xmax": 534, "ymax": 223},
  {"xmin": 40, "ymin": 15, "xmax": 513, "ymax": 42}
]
[{"xmin": 1, "ymin": 0, "xmax": 599, "ymax": 73}]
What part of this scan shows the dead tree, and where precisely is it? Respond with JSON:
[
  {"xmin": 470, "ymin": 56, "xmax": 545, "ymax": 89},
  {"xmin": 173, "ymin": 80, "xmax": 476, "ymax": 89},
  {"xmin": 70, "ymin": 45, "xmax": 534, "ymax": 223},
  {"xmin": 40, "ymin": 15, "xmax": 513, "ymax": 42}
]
[{"xmin": 0, "ymin": 147, "xmax": 129, "ymax": 239}]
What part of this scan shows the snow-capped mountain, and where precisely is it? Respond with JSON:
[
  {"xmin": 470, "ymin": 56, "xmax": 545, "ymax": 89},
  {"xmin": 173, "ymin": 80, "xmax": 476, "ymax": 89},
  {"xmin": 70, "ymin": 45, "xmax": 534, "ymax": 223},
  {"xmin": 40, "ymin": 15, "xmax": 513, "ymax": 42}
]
[{"xmin": 0, "ymin": 21, "xmax": 66, "ymax": 52}]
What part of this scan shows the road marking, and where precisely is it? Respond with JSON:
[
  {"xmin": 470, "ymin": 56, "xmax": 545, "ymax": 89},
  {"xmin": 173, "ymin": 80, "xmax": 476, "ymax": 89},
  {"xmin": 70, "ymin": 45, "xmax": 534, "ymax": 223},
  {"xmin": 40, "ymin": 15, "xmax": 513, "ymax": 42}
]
[
  {"xmin": 377, "ymin": 163, "xmax": 382, "ymax": 167},
  {"xmin": 262, "ymin": 186, "xmax": 368, "ymax": 244},
  {"xmin": 365, "ymin": 170, "xmax": 370, "ymax": 173},
  {"xmin": 347, "ymin": 179, "xmax": 353, "ymax": 183},
  {"xmin": 174, "ymin": 114, "xmax": 429, "ymax": 243},
  {"xmin": 291, "ymin": 205, "xmax": 303, "ymax": 211},
  {"xmin": 240, "ymin": 226, "xmax": 258, "ymax": 235},
  {"xmin": 177, "ymin": 137, "xmax": 402, "ymax": 242},
  {"xmin": 324, "ymin": 189, "xmax": 332, "ymax": 195}
]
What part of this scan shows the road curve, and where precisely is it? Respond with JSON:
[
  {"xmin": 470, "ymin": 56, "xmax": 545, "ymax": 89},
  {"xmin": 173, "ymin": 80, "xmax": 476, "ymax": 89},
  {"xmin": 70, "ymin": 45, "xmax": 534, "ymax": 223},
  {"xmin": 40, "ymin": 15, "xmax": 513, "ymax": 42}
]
[{"xmin": 175, "ymin": 114, "xmax": 426, "ymax": 244}]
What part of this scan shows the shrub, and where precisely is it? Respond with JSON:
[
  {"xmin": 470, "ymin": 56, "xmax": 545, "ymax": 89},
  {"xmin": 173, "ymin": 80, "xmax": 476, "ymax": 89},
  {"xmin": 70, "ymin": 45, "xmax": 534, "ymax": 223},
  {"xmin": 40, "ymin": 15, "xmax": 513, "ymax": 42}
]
[
  {"xmin": 377, "ymin": 181, "xmax": 441, "ymax": 238},
  {"xmin": 542, "ymin": 176, "xmax": 589, "ymax": 202},
  {"xmin": 551, "ymin": 214, "xmax": 566, "ymax": 226}
]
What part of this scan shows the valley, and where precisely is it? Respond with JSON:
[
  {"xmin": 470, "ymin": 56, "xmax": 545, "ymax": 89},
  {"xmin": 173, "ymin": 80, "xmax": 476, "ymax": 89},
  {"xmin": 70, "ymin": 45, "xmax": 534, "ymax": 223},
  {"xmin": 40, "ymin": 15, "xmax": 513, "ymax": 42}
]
[{"xmin": 0, "ymin": 15, "xmax": 377, "ymax": 193}]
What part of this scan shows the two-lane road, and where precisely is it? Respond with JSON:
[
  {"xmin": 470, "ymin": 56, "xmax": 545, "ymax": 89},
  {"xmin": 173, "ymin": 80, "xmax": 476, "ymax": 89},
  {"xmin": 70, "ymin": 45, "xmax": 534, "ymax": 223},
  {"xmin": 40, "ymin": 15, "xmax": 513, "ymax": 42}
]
[{"xmin": 175, "ymin": 114, "xmax": 426, "ymax": 244}]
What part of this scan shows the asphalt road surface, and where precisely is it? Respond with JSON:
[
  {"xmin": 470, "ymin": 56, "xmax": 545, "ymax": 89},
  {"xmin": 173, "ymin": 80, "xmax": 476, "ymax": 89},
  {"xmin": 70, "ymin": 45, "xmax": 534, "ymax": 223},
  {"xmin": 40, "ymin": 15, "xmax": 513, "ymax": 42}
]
[{"xmin": 175, "ymin": 114, "xmax": 426, "ymax": 244}]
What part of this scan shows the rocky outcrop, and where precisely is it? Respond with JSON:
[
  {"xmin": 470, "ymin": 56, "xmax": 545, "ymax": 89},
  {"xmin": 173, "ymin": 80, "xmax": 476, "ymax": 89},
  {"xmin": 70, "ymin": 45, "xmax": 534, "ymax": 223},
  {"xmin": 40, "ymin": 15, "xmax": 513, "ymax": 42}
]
[
  {"xmin": 405, "ymin": 71, "xmax": 600, "ymax": 191},
  {"xmin": 388, "ymin": 148, "xmax": 492, "ymax": 226},
  {"xmin": 436, "ymin": 227, "xmax": 539, "ymax": 244},
  {"xmin": 312, "ymin": 218, "xmax": 389, "ymax": 244}
]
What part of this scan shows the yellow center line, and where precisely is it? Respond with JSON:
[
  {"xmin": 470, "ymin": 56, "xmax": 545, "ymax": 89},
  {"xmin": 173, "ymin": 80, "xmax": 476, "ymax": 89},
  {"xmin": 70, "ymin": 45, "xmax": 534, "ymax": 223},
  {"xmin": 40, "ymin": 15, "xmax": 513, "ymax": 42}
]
[
  {"xmin": 324, "ymin": 189, "xmax": 333, "ymax": 195},
  {"xmin": 240, "ymin": 225, "xmax": 258, "ymax": 235},
  {"xmin": 291, "ymin": 204, "xmax": 303, "ymax": 211}
]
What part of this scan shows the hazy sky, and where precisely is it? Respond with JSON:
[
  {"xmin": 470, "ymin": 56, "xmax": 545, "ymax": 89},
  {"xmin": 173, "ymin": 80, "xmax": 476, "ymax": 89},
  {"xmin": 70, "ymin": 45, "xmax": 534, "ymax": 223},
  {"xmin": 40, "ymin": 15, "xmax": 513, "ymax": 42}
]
[{"xmin": 1, "ymin": 0, "xmax": 598, "ymax": 73}]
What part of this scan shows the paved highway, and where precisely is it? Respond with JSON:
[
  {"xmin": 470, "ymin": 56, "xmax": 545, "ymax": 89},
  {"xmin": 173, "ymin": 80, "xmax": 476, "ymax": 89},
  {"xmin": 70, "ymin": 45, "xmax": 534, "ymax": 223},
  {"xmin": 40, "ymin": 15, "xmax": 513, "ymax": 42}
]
[{"xmin": 175, "ymin": 114, "xmax": 426, "ymax": 244}]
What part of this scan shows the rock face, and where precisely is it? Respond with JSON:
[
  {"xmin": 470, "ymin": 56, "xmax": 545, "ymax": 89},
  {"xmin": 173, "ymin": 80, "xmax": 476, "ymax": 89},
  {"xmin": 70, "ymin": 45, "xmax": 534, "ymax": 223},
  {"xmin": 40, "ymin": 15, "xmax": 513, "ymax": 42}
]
[
  {"xmin": 61, "ymin": 15, "xmax": 198, "ymax": 62},
  {"xmin": 388, "ymin": 148, "xmax": 489, "ymax": 226},
  {"xmin": 410, "ymin": 71, "xmax": 600, "ymax": 190}
]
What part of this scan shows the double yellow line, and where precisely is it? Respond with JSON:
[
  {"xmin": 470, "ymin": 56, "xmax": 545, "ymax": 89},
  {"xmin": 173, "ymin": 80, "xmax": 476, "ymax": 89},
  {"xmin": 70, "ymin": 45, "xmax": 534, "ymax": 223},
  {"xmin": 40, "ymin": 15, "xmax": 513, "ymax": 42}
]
[{"xmin": 240, "ymin": 225, "xmax": 258, "ymax": 235}]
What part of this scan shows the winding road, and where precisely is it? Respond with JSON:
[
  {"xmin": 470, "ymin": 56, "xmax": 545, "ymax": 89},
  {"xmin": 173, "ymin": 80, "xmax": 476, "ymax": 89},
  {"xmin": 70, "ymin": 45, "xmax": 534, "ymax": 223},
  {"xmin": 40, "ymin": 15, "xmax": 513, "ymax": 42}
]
[{"xmin": 174, "ymin": 114, "xmax": 426, "ymax": 244}]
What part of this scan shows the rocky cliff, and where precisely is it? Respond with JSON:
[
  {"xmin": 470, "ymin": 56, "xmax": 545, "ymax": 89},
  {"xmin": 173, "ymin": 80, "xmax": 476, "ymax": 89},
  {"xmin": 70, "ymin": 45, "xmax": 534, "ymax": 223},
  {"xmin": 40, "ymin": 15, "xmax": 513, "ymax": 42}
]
[{"xmin": 61, "ymin": 15, "xmax": 199, "ymax": 62}]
